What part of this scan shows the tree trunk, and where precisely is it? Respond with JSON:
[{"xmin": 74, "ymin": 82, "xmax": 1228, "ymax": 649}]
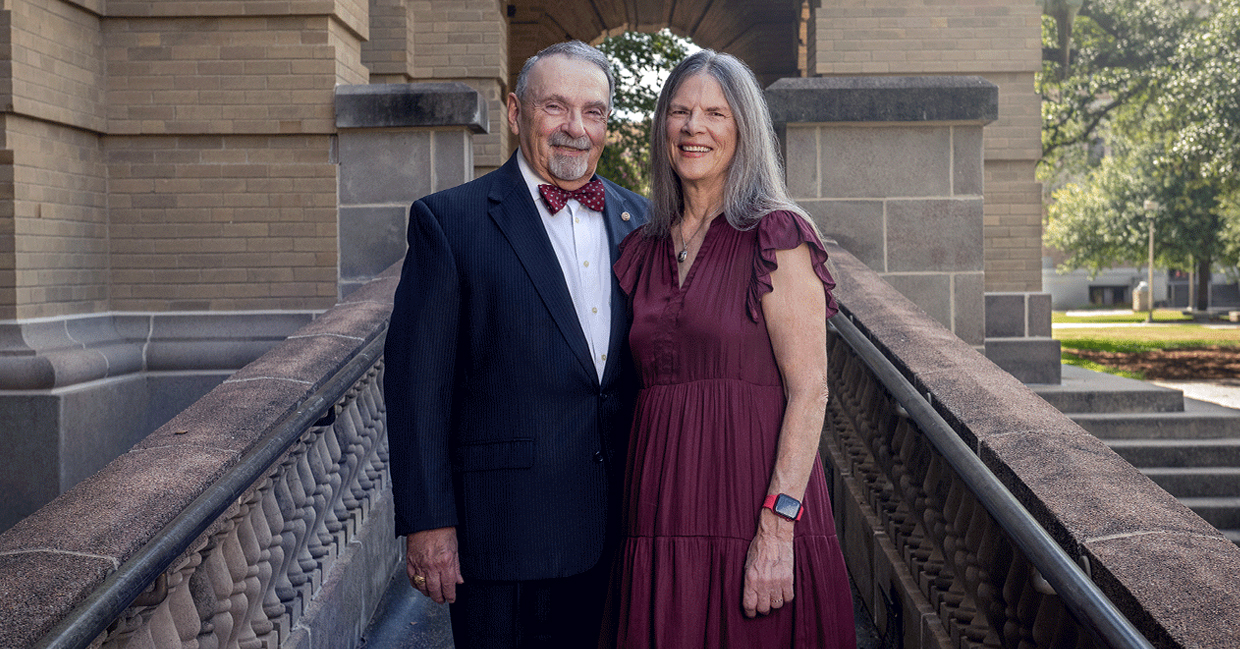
[{"xmin": 1196, "ymin": 257, "xmax": 1212, "ymax": 312}]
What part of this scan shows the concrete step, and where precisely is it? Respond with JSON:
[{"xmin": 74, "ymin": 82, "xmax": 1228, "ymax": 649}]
[
  {"xmin": 1176, "ymin": 497, "xmax": 1240, "ymax": 530},
  {"xmin": 1030, "ymin": 364, "xmax": 1185, "ymax": 414},
  {"xmin": 1109, "ymin": 438, "xmax": 1240, "ymax": 468},
  {"xmin": 1068, "ymin": 398, "xmax": 1240, "ymax": 440},
  {"xmin": 1140, "ymin": 467, "xmax": 1240, "ymax": 498}
]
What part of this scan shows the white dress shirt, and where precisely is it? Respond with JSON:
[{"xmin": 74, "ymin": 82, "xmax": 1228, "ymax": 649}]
[{"xmin": 517, "ymin": 151, "xmax": 611, "ymax": 382}]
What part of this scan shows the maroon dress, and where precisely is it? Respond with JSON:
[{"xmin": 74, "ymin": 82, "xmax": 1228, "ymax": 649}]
[{"xmin": 608, "ymin": 210, "xmax": 856, "ymax": 648}]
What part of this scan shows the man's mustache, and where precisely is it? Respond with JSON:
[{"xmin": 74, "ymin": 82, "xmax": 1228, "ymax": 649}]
[{"xmin": 549, "ymin": 132, "xmax": 591, "ymax": 151}]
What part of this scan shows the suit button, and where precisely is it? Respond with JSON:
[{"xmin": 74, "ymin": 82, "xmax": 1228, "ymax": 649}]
[{"xmin": 593, "ymin": 452, "xmax": 604, "ymax": 463}]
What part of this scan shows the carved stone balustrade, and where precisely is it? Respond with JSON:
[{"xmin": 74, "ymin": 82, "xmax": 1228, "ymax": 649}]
[
  {"xmin": 821, "ymin": 241, "xmax": 1240, "ymax": 648},
  {"xmin": 0, "ymin": 267, "xmax": 403, "ymax": 649}
]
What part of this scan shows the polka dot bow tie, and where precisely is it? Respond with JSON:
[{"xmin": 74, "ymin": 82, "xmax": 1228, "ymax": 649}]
[{"xmin": 538, "ymin": 179, "xmax": 606, "ymax": 214}]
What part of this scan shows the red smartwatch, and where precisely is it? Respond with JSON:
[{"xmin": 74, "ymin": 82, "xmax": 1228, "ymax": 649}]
[{"xmin": 763, "ymin": 493, "xmax": 804, "ymax": 521}]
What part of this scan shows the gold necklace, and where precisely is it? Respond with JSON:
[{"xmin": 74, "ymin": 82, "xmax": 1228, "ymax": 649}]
[{"xmin": 677, "ymin": 217, "xmax": 711, "ymax": 263}]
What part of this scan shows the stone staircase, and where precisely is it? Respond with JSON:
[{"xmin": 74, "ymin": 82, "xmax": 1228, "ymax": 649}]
[{"xmin": 1030, "ymin": 365, "xmax": 1240, "ymax": 544}]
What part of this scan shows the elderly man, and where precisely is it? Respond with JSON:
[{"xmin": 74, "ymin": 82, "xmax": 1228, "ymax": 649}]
[{"xmin": 384, "ymin": 40, "xmax": 648, "ymax": 647}]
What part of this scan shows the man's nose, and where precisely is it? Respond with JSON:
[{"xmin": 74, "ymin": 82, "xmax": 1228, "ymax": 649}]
[{"xmin": 562, "ymin": 109, "xmax": 588, "ymax": 138}]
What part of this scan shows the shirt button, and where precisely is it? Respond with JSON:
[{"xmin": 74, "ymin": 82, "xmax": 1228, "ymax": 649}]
[
  {"xmin": 592, "ymin": 307, "xmax": 598, "ymax": 314},
  {"xmin": 575, "ymin": 217, "xmax": 580, "ymax": 223},
  {"xmin": 601, "ymin": 354, "xmax": 607, "ymax": 362},
  {"xmin": 583, "ymin": 261, "xmax": 590, "ymax": 267}
]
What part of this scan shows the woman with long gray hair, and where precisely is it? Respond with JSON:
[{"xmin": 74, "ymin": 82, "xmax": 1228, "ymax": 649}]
[{"xmin": 605, "ymin": 49, "xmax": 855, "ymax": 647}]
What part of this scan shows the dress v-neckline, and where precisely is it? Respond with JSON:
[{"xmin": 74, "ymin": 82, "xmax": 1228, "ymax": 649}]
[{"xmin": 672, "ymin": 217, "xmax": 721, "ymax": 290}]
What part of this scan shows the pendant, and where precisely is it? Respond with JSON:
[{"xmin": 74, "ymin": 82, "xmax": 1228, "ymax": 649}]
[{"xmin": 677, "ymin": 249, "xmax": 688, "ymax": 263}]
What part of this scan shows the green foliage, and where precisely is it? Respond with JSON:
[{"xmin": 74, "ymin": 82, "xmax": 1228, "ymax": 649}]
[
  {"xmin": 596, "ymin": 30, "xmax": 691, "ymax": 193},
  {"xmin": 1155, "ymin": 0, "xmax": 1240, "ymax": 188},
  {"xmin": 1040, "ymin": 0, "xmax": 1240, "ymax": 290}
]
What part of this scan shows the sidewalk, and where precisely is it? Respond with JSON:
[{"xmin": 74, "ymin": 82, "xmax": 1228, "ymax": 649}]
[{"xmin": 1150, "ymin": 378, "xmax": 1240, "ymax": 410}]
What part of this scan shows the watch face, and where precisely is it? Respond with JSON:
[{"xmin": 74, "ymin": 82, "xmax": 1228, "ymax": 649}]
[{"xmin": 774, "ymin": 493, "xmax": 801, "ymax": 519}]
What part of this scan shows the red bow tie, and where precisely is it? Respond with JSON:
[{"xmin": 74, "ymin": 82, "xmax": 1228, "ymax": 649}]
[{"xmin": 539, "ymin": 179, "xmax": 606, "ymax": 214}]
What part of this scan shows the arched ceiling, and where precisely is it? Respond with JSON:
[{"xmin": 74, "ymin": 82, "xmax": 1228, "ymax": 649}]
[{"xmin": 508, "ymin": 0, "xmax": 805, "ymax": 90}]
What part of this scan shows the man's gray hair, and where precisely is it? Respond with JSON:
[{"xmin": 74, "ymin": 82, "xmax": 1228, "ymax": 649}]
[
  {"xmin": 646, "ymin": 49, "xmax": 808, "ymax": 238},
  {"xmin": 514, "ymin": 40, "xmax": 616, "ymax": 107}
]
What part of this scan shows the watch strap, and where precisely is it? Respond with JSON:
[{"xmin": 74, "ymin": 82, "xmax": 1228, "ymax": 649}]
[{"xmin": 762, "ymin": 493, "xmax": 804, "ymax": 521}]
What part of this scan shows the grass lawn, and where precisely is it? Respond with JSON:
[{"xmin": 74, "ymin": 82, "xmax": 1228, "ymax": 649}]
[
  {"xmin": 1053, "ymin": 310, "xmax": 1240, "ymax": 379},
  {"xmin": 1056, "ymin": 325, "xmax": 1240, "ymax": 352}
]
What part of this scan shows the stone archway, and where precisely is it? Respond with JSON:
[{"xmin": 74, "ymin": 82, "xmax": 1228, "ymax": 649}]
[{"xmin": 506, "ymin": 0, "xmax": 805, "ymax": 90}]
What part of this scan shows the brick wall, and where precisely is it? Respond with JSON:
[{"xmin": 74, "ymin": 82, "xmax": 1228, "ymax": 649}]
[
  {"xmin": 808, "ymin": 0, "xmax": 1044, "ymax": 293},
  {"xmin": 106, "ymin": 134, "xmax": 338, "ymax": 311},
  {"xmin": 410, "ymin": 0, "xmax": 508, "ymax": 173},
  {"xmin": 6, "ymin": 1, "xmax": 109, "ymax": 320},
  {"xmin": 10, "ymin": 116, "xmax": 109, "ymax": 320},
  {"xmin": 98, "ymin": 7, "xmax": 365, "ymax": 312}
]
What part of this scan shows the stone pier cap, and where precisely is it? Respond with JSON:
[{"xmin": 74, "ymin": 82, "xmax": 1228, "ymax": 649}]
[
  {"xmin": 335, "ymin": 81, "xmax": 489, "ymax": 133},
  {"xmin": 766, "ymin": 75, "xmax": 998, "ymax": 125}
]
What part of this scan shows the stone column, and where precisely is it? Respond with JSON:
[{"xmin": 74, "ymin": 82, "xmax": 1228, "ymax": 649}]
[
  {"xmin": 333, "ymin": 82, "xmax": 488, "ymax": 297},
  {"xmin": 767, "ymin": 76, "xmax": 997, "ymax": 348}
]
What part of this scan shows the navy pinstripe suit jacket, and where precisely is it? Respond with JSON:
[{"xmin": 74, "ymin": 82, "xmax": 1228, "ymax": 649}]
[{"xmin": 385, "ymin": 151, "xmax": 648, "ymax": 581}]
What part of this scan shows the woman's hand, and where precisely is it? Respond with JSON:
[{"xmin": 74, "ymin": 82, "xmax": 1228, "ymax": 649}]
[{"xmin": 742, "ymin": 508, "xmax": 796, "ymax": 617}]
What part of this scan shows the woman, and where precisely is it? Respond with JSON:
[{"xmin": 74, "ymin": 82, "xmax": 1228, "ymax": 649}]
[{"xmin": 607, "ymin": 50, "xmax": 856, "ymax": 647}]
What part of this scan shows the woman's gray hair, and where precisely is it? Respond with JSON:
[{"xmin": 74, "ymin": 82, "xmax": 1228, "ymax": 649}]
[
  {"xmin": 514, "ymin": 40, "xmax": 616, "ymax": 108},
  {"xmin": 646, "ymin": 49, "xmax": 808, "ymax": 238}
]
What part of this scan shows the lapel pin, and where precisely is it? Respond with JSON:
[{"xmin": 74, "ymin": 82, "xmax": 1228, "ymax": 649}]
[{"xmin": 621, "ymin": 212, "xmax": 631, "ymax": 221}]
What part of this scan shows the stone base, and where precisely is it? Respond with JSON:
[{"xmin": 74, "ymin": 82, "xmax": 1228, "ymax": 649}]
[
  {"xmin": 0, "ymin": 311, "xmax": 317, "ymax": 533},
  {"xmin": 984, "ymin": 337, "xmax": 1062, "ymax": 385},
  {"xmin": 0, "ymin": 371, "xmax": 230, "ymax": 532}
]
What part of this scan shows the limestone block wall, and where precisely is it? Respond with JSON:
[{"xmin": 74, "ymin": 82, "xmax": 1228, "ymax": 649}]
[
  {"xmin": 334, "ymin": 82, "xmax": 487, "ymax": 296},
  {"xmin": 807, "ymin": 0, "xmax": 1044, "ymax": 294},
  {"xmin": 768, "ymin": 76, "xmax": 997, "ymax": 348}
]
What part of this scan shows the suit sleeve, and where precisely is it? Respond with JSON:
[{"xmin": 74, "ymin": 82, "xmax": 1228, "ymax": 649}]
[{"xmin": 385, "ymin": 198, "xmax": 461, "ymax": 536}]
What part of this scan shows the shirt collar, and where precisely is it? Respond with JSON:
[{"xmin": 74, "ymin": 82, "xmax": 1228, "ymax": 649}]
[{"xmin": 516, "ymin": 149, "xmax": 602, "ymax": 215}]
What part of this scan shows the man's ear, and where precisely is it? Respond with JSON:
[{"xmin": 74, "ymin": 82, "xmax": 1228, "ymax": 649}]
[{"xmin": 506, "ymin": 93, "xmax": 521, "ymax": 136}]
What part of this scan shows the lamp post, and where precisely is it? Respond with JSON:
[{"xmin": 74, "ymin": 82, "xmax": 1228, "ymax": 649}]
[{"xmin": 1143, "ymin": 200, "xmax": 1159, "ymax": 323}]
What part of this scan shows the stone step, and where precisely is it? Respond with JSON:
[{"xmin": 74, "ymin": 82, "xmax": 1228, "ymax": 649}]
[
  {"xmin": 1140, "ymin": 467, "xmax": 1240, "ymax": 498},
  {"xmin": 1029, "ymin": 364, "xmax": 1185, "ymax": 414},
  {"xmin": 1176, "ymin": 497, "xmax": 1240, "ymax": 530},
  {"xmin": 1109, "ymin": 438, "xmax": 1240, "ymax": 468},
  {"xmin": 1068, "ymin": 398, "xmax": 1240, "ymax": 440}
]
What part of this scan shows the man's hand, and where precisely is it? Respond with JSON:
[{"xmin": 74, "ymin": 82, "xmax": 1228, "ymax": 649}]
[{"xmin": 406, "ymin": 527, "xmax": 464, "ymax": 604}]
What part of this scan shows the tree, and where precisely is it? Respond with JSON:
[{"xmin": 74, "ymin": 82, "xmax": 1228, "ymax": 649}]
[
  {"xmin": 596, "ymin": 30, "xmax": 691, "ymax": 194},
  {"xmin": 1040, "ymin": 0, "xmax": 1240, "ymax": 309}
]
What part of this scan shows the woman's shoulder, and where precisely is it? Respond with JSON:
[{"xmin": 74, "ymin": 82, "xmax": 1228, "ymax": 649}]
[
  {"xmin": 753, "ymin": 210, "xmax": 823, "ymax": 250},
  {"xmin": 747, "ymin": 209, "xmax": 838, "ymax": 320}
]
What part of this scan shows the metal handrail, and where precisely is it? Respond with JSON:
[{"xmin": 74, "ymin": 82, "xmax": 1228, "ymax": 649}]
[
  {"xmin": 830, "ymin": 311, "xmax": 1153, "ymax": 649},
  {"xmin": 33, "ymin": 329, "xmax": 387, "ymax": 649}
]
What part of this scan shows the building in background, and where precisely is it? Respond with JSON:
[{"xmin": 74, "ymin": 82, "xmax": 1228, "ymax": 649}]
[{"xmin": 0, "ymin": 0, "xmax": 1043, "ymax": 529}]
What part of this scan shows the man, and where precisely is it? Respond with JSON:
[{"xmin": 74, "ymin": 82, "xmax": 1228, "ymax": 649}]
[{"xmin": 384, "ymin": 40, "xmax": 648, "ymax": 647}]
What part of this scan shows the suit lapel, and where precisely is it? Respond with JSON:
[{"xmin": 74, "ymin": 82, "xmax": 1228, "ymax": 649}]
[
  {"xmin": 488, "ymin": 156, "xmax": 596, "ymax": 380},
  {"xmin": 600, "ymin": 185, "xmax": 640, "ymax": 387}
]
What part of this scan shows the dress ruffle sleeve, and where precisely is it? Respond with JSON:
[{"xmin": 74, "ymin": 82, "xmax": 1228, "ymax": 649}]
[
  {"xmin": 614, "ymin": 226, "xmax": 650, "ymax": 298},
  {"xmin": 748, "ymin": 210, "xmax": 840, "ymax": 322}
]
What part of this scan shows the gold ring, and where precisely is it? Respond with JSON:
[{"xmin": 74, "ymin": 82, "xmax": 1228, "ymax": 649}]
[{"xmin": 412, "ymin": 575, "xmax": 426, "ymax": 587}]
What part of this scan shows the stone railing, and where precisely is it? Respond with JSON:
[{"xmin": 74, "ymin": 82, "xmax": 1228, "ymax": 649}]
[
  {"xmin": 821, "ymin": 241, "xmax": 1240, "ymax": 648},
  {"xmin": 0, "ymin": 267, "xmax": 402, "ymax": 649}
]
